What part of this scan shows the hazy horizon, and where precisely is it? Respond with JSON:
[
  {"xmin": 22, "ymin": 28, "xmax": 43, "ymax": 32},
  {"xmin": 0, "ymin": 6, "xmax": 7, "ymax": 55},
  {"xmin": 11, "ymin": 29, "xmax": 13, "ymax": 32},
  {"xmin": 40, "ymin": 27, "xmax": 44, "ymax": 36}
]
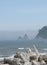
[
  {"xmin": 0, "ymin": 0, "xmax": 47, "ymax": 40},
  {"xmin": 0, "ymin": 30, "xmax": 38, "ymax": 40}
]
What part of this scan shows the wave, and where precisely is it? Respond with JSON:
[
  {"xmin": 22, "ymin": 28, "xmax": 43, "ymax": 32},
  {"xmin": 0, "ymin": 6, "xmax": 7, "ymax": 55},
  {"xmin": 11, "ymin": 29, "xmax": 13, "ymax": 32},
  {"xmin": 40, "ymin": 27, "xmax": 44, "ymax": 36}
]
[
  {"xmin": 0, "ymin": 54, "xmax": 15, "ymax": 62},
  {"xmin": 18, "ymin": 48, "xmax": 24, "ymax": 50},
  {"xmin": 43, "ymin": 48, "xmax": 47, "ymax": 51},
  {"xmin": 40, "ymin": 53, "xmax": 47, "ymax": 55}
]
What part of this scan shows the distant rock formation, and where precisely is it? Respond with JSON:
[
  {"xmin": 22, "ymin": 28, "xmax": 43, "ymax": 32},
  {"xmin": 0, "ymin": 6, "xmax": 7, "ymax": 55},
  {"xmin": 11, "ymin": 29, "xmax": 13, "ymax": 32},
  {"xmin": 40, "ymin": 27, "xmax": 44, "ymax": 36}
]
[
  {"xmin": 18, "ymin": 36, "xmax": 23, "ymax": 40},
  {"xmin": 23, "ymin": 34, "xmax": 29, "ymax": 40},
  {"xmin": 36, "ymin": 26, "xmax": 47, "ymax": 39},
  {"xmin": 17, "ymin": 34, "xmax": 29, "ymax": 41}
]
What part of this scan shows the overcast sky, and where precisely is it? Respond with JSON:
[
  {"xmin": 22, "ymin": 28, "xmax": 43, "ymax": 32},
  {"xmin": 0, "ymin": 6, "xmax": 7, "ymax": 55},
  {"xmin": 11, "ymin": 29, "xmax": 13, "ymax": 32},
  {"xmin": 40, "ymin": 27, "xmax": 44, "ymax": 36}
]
[{"xmin": 0, "ymin": 0, "xmax": 47, "ymax": 31}]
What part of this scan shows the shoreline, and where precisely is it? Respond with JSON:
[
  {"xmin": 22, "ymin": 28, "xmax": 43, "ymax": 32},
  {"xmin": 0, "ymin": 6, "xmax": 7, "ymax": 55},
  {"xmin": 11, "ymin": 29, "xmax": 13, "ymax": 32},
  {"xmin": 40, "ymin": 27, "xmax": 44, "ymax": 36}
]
[{"xmin": 0, "ymin": 47, "xmax": 47, "ymax": 65}]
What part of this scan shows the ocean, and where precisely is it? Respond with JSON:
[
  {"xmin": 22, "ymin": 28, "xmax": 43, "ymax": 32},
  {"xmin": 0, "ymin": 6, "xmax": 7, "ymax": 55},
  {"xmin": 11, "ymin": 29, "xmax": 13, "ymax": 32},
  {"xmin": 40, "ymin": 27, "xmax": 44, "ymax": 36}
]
[{"xmin": 0, "ymin": 39, "xmax": 47, "ymax": 57}]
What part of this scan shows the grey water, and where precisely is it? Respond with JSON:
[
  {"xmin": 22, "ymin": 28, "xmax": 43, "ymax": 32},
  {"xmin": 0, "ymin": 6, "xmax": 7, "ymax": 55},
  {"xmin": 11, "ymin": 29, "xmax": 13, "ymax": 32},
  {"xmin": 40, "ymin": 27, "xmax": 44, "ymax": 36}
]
[{"xmin": 0, "ymin": 39, "xmax": 47, "ymax": 56}]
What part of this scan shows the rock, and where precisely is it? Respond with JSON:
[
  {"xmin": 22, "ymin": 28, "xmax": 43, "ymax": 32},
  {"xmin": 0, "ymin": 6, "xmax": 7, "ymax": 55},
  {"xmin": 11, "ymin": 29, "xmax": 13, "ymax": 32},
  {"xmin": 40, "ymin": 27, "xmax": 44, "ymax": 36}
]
[
  {"xmin": 24, "ymin": 61, "xmax": 31, "ymax": 65},
  {"xmin": 40, "ymin": 60, "xmax": 46, "ymax": 65},
  {"xmin": 32, "ymin": 61, "xmax": 40, "ymax": 65},
  {"xmin": 38, "ymin": 56, "xmax": 43, "ymax": 62},
  {"xmin": 4, "ymin": 59, "xmax": 13, "ymax": 65},
  {"xmin": 38, "ymin": 55, "xmax": 47, "ymax": 64},
  {"xmin": 0, "ymin": 63, "xmax": 9, "ymax": 65},
  {"xmin": 14, "ymin": 52, "xmax": 29, "ymax": 62},
  {"xmin": 36, "ymin": 26, "xmax": 47, "ymax": 39},
  {"xmin": 29, "ymin": 56, "xmax": 37, "ymax": 62},
  {"xmin": 42, "ymin": 55, "xmax": 47, "ymax": 61},
  {"xmin": 4, "ymin": 57, "xmax": 25, "ymax": 65},
  {"xmin": 23, "ymin": 34, "xmax": 29, "ymax": 40}
]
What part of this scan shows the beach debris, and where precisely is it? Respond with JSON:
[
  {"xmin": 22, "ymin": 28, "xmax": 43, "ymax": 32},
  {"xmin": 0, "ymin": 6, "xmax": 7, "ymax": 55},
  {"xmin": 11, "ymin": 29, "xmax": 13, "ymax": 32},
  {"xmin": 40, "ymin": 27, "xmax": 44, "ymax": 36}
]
[
  {"xmin": 0, "ymin": 46, "xmax": 47, "ymax": 65},
  {"xmin": 33, "ymin": 45, "xmax": 40, "ymax": 56},
  {"xmin": 0, "ymin": 63, "xmax": 9, "ymax": 65}
]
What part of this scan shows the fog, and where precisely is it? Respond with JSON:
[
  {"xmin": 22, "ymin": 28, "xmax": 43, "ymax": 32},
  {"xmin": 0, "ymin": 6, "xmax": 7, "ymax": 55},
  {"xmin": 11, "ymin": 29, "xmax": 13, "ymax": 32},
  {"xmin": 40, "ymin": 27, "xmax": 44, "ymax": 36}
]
[{"xmin": 0, "ymin": 30, "xmax": 38, "ymax": 41}]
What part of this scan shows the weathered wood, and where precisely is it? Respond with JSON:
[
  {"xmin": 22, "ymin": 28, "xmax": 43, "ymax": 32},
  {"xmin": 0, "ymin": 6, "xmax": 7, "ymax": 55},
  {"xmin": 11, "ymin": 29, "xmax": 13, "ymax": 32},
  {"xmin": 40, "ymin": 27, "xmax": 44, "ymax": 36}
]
[{"xmin": 1, "ymin": 47, "xmax": 47, "ymax": 65}]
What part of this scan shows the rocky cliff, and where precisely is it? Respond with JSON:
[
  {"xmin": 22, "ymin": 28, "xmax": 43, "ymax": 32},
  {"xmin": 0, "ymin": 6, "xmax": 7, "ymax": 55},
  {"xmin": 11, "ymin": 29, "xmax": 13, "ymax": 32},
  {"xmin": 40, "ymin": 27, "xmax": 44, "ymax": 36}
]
[{"xmin": 36, "ymin": 26, "xmax": 47, "ymax": 39}]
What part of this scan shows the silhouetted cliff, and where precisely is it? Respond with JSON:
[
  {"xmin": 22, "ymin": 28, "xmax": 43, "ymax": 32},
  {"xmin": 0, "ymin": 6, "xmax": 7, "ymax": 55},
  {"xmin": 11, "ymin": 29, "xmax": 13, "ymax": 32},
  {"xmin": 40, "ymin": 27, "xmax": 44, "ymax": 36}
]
[{"xmin": 36, "ymin": 26, "xmax": 47, "ymax": 39}]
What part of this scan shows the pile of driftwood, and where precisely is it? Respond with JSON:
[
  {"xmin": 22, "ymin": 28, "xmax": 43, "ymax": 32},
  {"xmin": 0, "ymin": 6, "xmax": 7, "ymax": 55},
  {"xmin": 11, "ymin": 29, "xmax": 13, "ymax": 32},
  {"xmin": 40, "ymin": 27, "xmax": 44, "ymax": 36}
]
[{"xmin": 0, "ymin": 45, "xmax": 47, "ymax": 65}]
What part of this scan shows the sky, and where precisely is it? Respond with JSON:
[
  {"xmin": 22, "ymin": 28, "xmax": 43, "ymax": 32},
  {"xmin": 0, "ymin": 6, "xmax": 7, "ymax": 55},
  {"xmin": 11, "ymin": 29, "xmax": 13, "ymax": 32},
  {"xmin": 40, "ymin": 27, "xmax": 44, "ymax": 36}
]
[{"xmin": 0, "ymin": 0, "xmax": 47, "ymax": 31}]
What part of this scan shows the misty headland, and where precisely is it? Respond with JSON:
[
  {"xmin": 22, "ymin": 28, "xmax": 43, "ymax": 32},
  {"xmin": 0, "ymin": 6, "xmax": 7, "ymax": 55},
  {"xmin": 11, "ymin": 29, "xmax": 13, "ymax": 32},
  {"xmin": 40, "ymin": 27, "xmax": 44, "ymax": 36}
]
[
  {"xmin": 0, "ymin": 26, "xmax": 47, "ymax": 49},
  {"xmin": 0, "ymin": 26, "xmax": 47, "ymax": 41}
]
